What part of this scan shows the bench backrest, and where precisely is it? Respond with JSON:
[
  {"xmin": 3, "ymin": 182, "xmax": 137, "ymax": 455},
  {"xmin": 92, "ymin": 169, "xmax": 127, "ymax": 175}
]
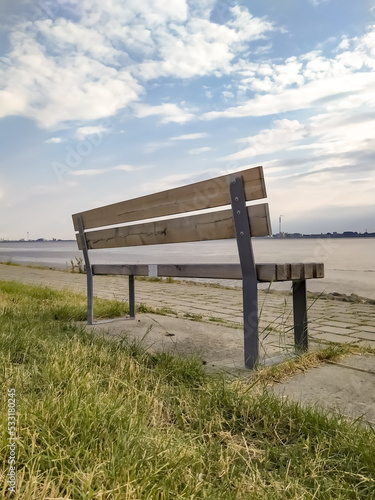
[{"xmin": 72, "ymin": 166, "xmax": 271, "ymax": 251}]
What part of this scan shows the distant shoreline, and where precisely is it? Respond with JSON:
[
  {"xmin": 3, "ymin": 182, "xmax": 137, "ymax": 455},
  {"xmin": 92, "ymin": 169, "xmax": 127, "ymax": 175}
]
[
  {"xmin": 0, "ymin": 240, "xmax": 76, "ymax": 243},
  {"xmin": 1, "ymin": 234, "xmax": 375, "ymax": 244},
  {"xmin": 272, "ymin": 232, "xmax": 375, "ymax": 239}
]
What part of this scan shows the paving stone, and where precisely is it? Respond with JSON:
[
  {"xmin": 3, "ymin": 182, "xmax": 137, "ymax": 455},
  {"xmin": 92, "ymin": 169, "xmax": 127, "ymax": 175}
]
[
  {"xmin": 327, "ymin": 316, "xmax": 365, "ymax": 325},
  {"xmin": 314, "ymin": 320, "xmax": 354, "ymax": 330},
  {"xmin": 313, "ymin": 332, "xmax": 360, "ymax": 344},
  {"xmin": 351, "ymin": 331, "xmax": 375, "ymax": 341},
  {"xmin": 357, "ymin": 340, "xmax": 375, "ymax": 349},
  {"xmin": 353, "ymin": 325, "xmax": 375, "ymax": 334},
  {"xmin": 313, "ymin": 325, "xmax": 357, "ymax": 336}
]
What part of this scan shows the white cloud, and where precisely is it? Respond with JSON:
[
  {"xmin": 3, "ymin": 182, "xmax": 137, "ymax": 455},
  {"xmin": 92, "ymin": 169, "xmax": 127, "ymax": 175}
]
[
  {"xmin": 75, "ymin": 125, "xmax": 112, "ymax": 140},
  {"xmin": 44, "ymin": 137, "xmax": 64, "ymax": 143},
  {"xmin": 0, "ymin": 25, "xmax": 141, "ymax": 128},
  {"xmin": 35, "ymin": 18, "xmax": 121, "ymax": 64},
  {"xmin": 112, "ymin": 164, "xmax": 135, "ymax": 171},
  {"xmin": 188, "ymin": 146, "xmax": 212, "ymax": 155},
  {"xmin": 224, "ymin": 119, "xmax": 306, "ymax": 160},
  {"xmin": 134, "ymin": 9, "xmax": 274, "ymax": 80},
  {"xmin": 268, "ymin": 169, "xmax": 375, "ymax": 222},
  {"xmin": 202, "ymin": 26, "xmax": 375, "ymax": 128},
  {"xmin": 0, "ymin": 2, "xmax": 277, "ymax": 130},
  {"xmin": 135, "ymin": 103, "xmax": 195, "ymax": 123},
  {"xmin": 309, "ymin": 0, "xmax": 330, "ymax": 5},
  {"xmin": 69, "ymin": 164, "xmax": 137, "ymax": 176},
  {"xmin": 204, "ymin": 59, "xmax": 374, "ymax": 121},
  {"xmin": 70, "ymin": 169, "xmax": 105, "ymax": 176},
  {"xmin": 222, "ymin": 91, "xmax": 234, "ymax": 99},
  {"xmin": 140, "ymin": 172, "xmax": 200, "ymax": 193},
  {"xmin": 171, "ymin": 133, "xmax": 208, "ymax": 141}
]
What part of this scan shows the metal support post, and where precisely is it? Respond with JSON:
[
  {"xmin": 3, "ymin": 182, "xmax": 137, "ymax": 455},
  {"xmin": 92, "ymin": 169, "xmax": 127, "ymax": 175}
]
[
  {"xmin": 129, "ymin": 275, "xmax": 135, "ymax": 318},
  {"xmin": 292, "ymin": 280, "xmax": 308, "ymax": 353},
  {"xmin": 77, "ymin": 215, "xmax": 94, "ymax": 325},
  {"xmin": 230, "ymin": 176, "xmax": 259, "ymax": 369}
]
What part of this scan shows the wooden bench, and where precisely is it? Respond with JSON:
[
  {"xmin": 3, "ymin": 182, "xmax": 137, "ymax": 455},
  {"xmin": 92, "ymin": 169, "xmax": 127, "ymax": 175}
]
[{"xmin": 72, "ymin": 166, "xmax": 324, "ymax": 369}]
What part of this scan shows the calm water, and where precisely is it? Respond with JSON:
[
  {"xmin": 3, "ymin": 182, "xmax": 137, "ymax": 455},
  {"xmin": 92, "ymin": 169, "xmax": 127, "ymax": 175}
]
[{"xmin": 0, "ymin": 239, "xmax": 374, "ymax": 299}]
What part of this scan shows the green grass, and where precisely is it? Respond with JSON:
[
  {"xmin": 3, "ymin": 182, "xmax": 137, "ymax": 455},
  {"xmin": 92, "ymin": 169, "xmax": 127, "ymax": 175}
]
[
  {"xmin": 136, "ymin": 276, "xmax": 177, "ymax": 284},
  {"xmin": 1, "ymin": 281, "xmax": 375, "ymax": 499},
  {"xmin": 0, "ymin": 260, "xmax": 51, "ymax": 271},
  {"xmin": 183, "ymin": 312, "xmax": 204, "ymax": 321}
]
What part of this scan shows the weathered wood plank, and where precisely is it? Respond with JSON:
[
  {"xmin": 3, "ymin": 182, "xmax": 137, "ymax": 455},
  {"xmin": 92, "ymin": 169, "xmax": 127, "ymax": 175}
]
[
  {"xmin": 256, "ymin": 264, "xmax": 276, "ymax": 281},
  {"xmin": 315, "ymin": 263, "xmax": 324, "ymax": 278},
  {"xmin": 77, "ymin": 203, "xmax": 271, "ymax": 250},
  {"xmin": 290, "ymin": 263, "xmax": 304, "ymax": 280},
  {"xmin": 72, "ymin": 166, "xmax": 266, "ymax": 231},
  {"xmin": 248, "ymin": 203, "xmax": 271, "ymax": 237},
  {"xmin": 81, "ymin": 208, "xmax": 236, "ymax": 249},
  {"xmin": 92, "ymin": 264, "xmax": 243, "ymax": 279},
  {"xmin": 91, "ymin": 262, "xmax": 324, "ymax": 281},
  {"xmin": 276, "ymin": 264, "xmax": 288, "ymax": 281}
]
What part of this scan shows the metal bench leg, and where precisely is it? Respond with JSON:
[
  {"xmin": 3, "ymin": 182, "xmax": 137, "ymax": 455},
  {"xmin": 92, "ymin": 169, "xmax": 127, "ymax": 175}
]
[
  {"xmin": 243, "ymin": 277, "xmax": 259, "ymax": 369},
  {"xmin": 129, "ymin": 275, "xmax": 135, "ymax": 318},
  {"xmin": 293, "ymin": 280, "xmax": 308, "ymax": 353},
  {"xmin": 77, "ymin": 215, "xmax": 94, "ymax": 325},
  {"xmin": 230, "ymin": 175, "xmax": 259, "ymax": 369},
  {"xmin": 87, "ymin": 271, "xmax": 94, "ymax": 325}
]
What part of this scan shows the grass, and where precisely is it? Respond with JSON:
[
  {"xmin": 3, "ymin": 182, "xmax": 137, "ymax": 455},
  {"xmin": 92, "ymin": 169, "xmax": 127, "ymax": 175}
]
[
  {"xmin": 136, "ymin": 276, "xmax": 177, "ymax": 284},
  {"xmin": 1, "ymin": 281, "xmax": 375, "ymax": 499},
  {"xmin": 0, "ymin": 260, "xmax": 51, "ymax": 271},
  {"xmin": 183, "ymin": 312, "xmax": 204, "ymax": 321}
]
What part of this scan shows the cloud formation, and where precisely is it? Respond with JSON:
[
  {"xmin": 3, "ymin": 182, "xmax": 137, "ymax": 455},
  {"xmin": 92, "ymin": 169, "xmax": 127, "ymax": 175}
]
[{"xmin": 0, "ymin": 1, "xmax": 275, "ymax": 130}]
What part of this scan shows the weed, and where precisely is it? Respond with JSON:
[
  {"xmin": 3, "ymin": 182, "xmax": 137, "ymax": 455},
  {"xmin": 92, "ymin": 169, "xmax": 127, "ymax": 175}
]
[
  {"xmin": 184, "ymin": 312, "xmax": 204, "ymax": 321},
  {"xmin": 69, "ymin": 256, "xmax": 84, "ymax": 273}
]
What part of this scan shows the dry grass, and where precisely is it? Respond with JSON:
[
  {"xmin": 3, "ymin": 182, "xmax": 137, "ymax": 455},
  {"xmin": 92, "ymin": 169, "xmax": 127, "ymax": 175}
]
[{"xmin": 1, "ymin": 281, "xmax": 375, "ymax": 499}]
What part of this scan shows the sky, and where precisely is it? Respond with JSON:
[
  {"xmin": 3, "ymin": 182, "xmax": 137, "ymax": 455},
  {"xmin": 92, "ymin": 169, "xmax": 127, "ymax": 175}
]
[{"xmin": 0, "ymin": 0, "xmax": 374, "ymax": 240}]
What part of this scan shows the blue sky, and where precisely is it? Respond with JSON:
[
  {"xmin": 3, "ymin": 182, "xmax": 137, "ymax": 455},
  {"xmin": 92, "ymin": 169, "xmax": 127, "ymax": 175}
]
[{"xmin": 0, "ymin": 0, "xmax": 374, "ymax": 240}]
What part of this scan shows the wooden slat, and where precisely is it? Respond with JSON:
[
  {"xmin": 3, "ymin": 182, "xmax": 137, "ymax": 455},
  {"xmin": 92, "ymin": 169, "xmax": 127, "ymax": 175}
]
[
  {"xmin": 77, "ymin": 203, "xmax": 271, "ymax": 250},
  {"xmin": 81, "ymin": 208, "xmax": 235, "ymax": 249},
  {"xmin": 72, "ymin": 166, "xmax": 266, "ymax": 231},
  {"xmin": 92, "ymin": 264, "xmax": 243, "ymax": 279},
  {"xmin": 314, "ymin": 263, "xmax": 324, "ymax": 278},
  {"xmin": 248, "ymin": 203, "xmax": 271, "ymax": 238},
  {"xmin": 91, "ymin": 262, "xmax": 324, "ymax": 281},
  {"xmin": 256, "ymin": 264, "xmax": 276, "ymax": 282},
  {"xmin": 290, "ymin": 263, "xmax": 304, "ymax": 280}
]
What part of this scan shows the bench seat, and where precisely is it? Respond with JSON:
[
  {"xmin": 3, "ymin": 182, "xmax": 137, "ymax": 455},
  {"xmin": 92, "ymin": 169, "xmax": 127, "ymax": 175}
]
[{"xmin": 91, "ymin": 262, "xmax": 324, "ymax": 282}]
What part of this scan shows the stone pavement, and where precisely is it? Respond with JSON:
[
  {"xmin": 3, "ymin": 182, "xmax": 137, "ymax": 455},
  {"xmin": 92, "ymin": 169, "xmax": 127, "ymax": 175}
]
[
  {"xmin": 1, "ymin": 263, "xmax": 374, "ymax": 350},
  {"xmin": 1, "ymin": 263, "xmax": 375, "ymax": 425}
]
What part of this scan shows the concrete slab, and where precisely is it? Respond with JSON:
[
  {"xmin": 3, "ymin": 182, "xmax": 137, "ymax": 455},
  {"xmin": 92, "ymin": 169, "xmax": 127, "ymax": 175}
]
[
  {"xmin": 87, "ymin": 314, "xmax": 293, "ymax": 374},
  {"xmin": 333, "ymin": 353, "xmax": 375, "ymax": 372},
  {"xmin": 270, "ymin": 354, "xmax": 375, "ymax": 426}
]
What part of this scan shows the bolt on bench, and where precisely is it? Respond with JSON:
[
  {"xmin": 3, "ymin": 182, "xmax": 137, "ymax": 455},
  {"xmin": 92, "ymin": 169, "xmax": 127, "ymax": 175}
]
[{"xmin": 72, "ymin": 166, "xmax": 324, "ymax": 369}]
